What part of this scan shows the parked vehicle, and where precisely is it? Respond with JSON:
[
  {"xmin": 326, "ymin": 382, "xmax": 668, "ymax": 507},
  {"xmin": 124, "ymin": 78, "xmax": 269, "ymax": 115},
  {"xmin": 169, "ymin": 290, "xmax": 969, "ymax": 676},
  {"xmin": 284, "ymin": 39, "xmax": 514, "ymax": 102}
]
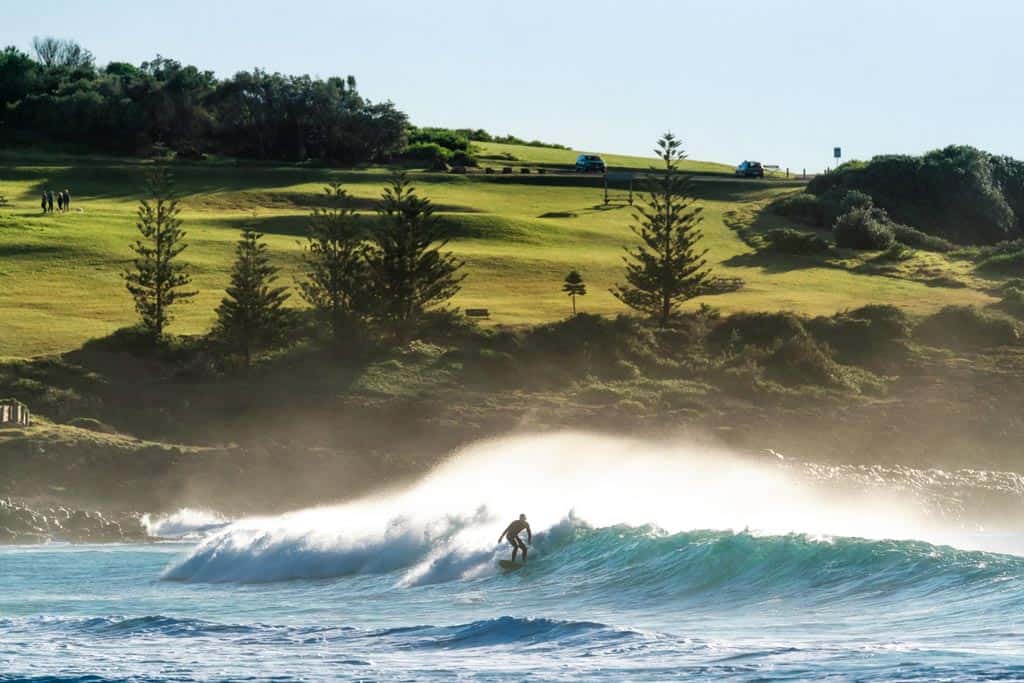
[
  {"xmin": 575, "ymin": 154, "xmax": 607, "ymax": 173},
  {"xmin": 735, "ymin": 160, "xmax": 765, "ymax": 178}
]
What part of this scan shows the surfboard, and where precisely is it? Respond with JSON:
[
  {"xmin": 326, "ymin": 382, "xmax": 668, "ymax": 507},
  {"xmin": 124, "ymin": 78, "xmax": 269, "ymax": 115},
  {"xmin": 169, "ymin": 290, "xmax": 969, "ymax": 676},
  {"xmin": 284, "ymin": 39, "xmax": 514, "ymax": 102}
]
[{"xmin": 498, "ymin": 560, "xmax": 523, "ymax": 571}]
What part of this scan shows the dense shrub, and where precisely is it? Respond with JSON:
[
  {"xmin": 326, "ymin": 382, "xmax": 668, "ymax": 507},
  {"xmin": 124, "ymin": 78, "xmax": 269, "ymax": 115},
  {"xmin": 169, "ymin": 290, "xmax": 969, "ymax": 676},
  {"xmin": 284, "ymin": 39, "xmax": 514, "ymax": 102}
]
[
  {"xmin": 708, "ymin": 312, "xmax": 807, "ymax": 350},
  {"xmin": 915, "ymin": 305, "xmax": 1021, "ymax": 349},
  {"xmin": 450, "ymin": 150, "xmax": 478, "ymax": 167},
  {"xmin": 808, "ymin": 146, "xmax": 1024, "ymax": 245},
  {"xmin": 771, "ymin": 193, "xmax": 824, "ymax": 225},
  {"xmin": 806, "ymin": 305, "xmax": 911, "ymax": 369},
  {"xmin": 834, "ymin": 207, "xmax": 896, "ymax": 250},
  {"xmin": 978, "ymin": 249, "xmax": 1024, "ymax": 275},
  {"xmin": 406, "ymin": 127, "xmax": 470, "ymax": 152},
  {"xmin": 876, "ymin": 243, "xmax": 914, "ymax": 262},
  {"xmin": 995, "ymin": 287, "xmax": 1024, "ymax": 319},
  {"xmin": 843, "ymin": 304, "xmax": 914, "ymax": 339},
  {"xmin": 402, "ymin": 142, "xmax": 452, "ymax": 165},
  {"xmin": 891, "ymin": 223, "xmax": 954, "ymax": 252},
  {"xmin": 764, "ymin": 333, "xmax": 846, "ymax": 388},
  {"xmin": 763, "ymin": 228, "xmax": 831, "ymax": 254},
  {"xmin": 839, "ymin": 189, "xmax": 874, "ymax": 213}
]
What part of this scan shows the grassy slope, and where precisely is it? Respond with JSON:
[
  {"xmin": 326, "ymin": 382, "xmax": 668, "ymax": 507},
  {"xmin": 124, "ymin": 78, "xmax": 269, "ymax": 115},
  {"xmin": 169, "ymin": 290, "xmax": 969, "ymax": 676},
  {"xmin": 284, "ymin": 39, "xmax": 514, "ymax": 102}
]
[
  {"xmin": 473, "ymin": 141, "xmax": 737, "ymax": 174},
  {"xmin": 0, "ymin": 142, "xmax": 994, "ymax": 358}
]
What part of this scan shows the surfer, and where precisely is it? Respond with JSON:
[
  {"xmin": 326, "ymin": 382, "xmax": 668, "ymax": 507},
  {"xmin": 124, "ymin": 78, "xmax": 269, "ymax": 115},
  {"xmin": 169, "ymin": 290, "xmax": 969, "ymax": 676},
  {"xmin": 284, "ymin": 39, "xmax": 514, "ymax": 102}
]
[{"xmin": 499, "ymin": 514, "xmax": 532, "ymax": 563}]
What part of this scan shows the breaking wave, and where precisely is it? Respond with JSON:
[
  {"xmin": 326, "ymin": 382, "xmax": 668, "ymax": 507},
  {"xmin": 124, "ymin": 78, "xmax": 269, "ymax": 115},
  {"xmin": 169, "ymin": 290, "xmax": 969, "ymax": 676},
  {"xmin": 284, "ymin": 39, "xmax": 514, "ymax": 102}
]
[{"xmin": 162, "ymin": 432, "xmax": 1024, "ymax": 586}]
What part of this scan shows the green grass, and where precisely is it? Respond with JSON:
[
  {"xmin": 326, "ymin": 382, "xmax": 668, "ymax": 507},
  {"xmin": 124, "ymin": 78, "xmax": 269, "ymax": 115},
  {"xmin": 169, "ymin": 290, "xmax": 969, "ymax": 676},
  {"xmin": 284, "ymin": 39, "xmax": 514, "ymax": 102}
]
[
  {"xmin": 0, "ymin": 145, "xmax": 996, "ymax": 358},
  {"xmin": 473, "ymin": 141, "xmax": 736, "ymax": 174}
]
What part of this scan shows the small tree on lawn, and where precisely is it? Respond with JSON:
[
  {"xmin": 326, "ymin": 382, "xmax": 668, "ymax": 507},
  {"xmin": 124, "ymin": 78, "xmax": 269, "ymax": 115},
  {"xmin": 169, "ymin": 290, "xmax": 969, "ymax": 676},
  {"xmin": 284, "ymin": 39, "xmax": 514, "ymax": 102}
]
[
  {"xmin": 611, "ymin": 132, "xmax": 712, "ymax": 326},
  {"xmin": 298, "ymin": 183, "xmax": 369, "ymax": 349},
  {"xmin": 562, "ymin": 269, "xmax": 586, "ymax": 315},
  {"xmin": 366, "ymin": 171, "xmax": 465, "ymax": 339},
  {"xmin": 123, "ymin": 163, "xmax": 196, "ymax": 340},
  {"xmin": 214, "ymin": 228, "xmax": 291, "ymax": 367}
]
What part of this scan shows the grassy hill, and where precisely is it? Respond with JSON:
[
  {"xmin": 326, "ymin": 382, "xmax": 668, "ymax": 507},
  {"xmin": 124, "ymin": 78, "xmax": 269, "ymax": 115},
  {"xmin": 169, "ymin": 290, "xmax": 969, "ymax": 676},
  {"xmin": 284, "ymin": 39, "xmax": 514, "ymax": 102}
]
[
  {"xmin": 473, "ymin": 141, "xmax": 738, "ymax": 175},
  {"xmin": 0, "ymin": 142, "xmax": 996, "ymax": 358}
]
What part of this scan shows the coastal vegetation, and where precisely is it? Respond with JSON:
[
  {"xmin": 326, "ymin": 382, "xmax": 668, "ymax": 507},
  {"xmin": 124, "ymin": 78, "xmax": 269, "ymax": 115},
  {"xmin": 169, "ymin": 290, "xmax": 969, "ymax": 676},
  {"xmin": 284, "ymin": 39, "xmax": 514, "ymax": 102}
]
[{"xmin": 2, "ymin": 40, "xmax": 1024, "ymax": 520}]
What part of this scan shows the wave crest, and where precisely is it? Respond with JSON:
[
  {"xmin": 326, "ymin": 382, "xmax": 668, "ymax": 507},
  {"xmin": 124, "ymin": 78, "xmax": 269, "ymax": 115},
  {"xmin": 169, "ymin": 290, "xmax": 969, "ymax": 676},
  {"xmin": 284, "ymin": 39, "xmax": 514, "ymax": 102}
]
[{"xmin": 163, "ymin": 433, "xmax": 1024, "ymax": 585}]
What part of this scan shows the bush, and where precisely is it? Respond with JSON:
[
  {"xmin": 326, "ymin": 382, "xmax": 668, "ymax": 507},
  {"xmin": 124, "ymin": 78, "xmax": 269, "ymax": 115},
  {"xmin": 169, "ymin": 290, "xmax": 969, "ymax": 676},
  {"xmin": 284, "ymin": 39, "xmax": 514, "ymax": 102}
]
[
  {"xmin": 764, "ymin": 228, "xmax": 831, "ymax": 254},
  {"xmin": 892, "ymin": 223, "xmax": 954, "ymax": 252},
  {"xmin": 771, "ymin": 193, "xmax": 824, "ymax": 226},
  {"xmin": 450, "ymin": 150, "xmax": 478, "ymax": 167},
  {"xmin": 806, "ymin": 305, "xmax": 911, "ymax": 369},
  {"xmin": 978, "ymin": 249, "xmax": 1024, "ymax": 275},
  {"xmin": 406, "ymin": 127, "xmax": 470, "ymax": 152},
  {"xmin": 844, "ymin": 304, "xmax": 914, "ymax": 339},
  {"xmin": 834, "ymin": 207, "xmax": 895, "ymax": 250},
  {"xmin": 764, "ymin": 333, "xmax": 846, "ymax": 388},
  {"xmin": 807, "ymin": 145, "xmax": 1022, "ymax": 245},
  {"xmin": 876, "ymin": 243, "xmax": 914, "ymax": 262},
  {"xmin": 402, "ymin": 142, "xmax": 452, "ymax": 165},
  {"xmin": 839, "ymin": 189, "xmax": 874, "ymax": 213},
  {"xmin": 708, "ymin": 312, "xmax": 808, "ymax": 350},
  {"xmin": 995, "ymin": 287, "xmax": 1024, "ymax": 319},
  {"xmin": 915, "ymin": 305, "xmax": 1021, "ymax": 349}
]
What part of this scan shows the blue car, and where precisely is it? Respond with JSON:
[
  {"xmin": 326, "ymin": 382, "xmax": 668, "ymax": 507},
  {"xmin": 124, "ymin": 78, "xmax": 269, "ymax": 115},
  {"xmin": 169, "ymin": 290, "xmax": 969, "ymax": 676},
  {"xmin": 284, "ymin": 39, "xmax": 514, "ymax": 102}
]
[
  {"xmin": 735, "ymin": 160, "xmax": 765, "ymax": 178},
  {"xmin": 575, "ymin": 154, "xmax": 607, "ymax": 173}
]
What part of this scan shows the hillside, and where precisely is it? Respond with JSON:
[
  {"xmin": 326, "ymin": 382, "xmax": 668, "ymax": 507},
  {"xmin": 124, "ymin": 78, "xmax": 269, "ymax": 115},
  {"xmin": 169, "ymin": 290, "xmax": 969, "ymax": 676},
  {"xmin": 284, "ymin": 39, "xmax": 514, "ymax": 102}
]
[{"xmin": 0, "ymin": 144, "xmax": 996, "ymax": 358}]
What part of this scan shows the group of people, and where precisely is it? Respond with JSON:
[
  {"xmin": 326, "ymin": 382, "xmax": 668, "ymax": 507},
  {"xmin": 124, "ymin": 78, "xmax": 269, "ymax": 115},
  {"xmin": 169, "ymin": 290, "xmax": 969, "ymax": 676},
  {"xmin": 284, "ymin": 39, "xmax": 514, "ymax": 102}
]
[{"xmin": 40, "ymin": 188, "xmax": 72, "ymax": 213}]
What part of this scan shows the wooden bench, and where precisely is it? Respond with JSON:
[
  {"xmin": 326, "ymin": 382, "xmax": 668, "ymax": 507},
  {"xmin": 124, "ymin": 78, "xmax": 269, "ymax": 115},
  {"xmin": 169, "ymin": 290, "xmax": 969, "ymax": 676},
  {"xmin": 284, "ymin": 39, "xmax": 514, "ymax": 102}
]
[{"xmin": 465, "ymin": 308, "xmax": 491, "ymax": 319}]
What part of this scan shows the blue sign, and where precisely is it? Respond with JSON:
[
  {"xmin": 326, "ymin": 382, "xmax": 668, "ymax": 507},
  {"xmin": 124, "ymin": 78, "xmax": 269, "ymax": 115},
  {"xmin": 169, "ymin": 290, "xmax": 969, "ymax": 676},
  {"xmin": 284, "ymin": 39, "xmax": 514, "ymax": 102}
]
[{"xmin": 834, "ymin": 147, "xmax": 842, "ymax": 159}]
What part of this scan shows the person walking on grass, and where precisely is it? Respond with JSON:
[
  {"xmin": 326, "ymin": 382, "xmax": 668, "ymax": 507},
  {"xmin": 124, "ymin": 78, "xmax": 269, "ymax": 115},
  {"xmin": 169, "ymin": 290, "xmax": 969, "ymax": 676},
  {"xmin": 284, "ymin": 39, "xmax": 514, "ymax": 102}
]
[
  {"xmin": 46, "ymin": 189, "xmax": 54, "ymax": 213},
  {"xmin": 63, "ymin": 189, "xmax": 71, "ymax": 212},
  {"xmin": 40, "ymin": 191, "xmax": 47, "ymax": 213},
  {"xmin": 57, "ymin": 191, "xmax": 64, "ymax": 212}
]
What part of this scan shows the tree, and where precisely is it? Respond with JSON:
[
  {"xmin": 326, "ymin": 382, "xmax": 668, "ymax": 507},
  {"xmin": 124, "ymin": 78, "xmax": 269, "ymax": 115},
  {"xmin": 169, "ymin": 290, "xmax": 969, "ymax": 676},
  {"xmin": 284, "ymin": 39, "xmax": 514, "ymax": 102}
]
[
  {"xmin": 214, "ymin": 228, "xmax": 291, "ymax": 367},
  {"xmin": 366, "ymin": 172, "xmax": 465, "ymax": 339},
  {"xmin": 123, "ymin": 164, "xmax": 196, "ymax": 339},
  {"xmin": 32, "ymin": 37, "xmax": 94, "ymax": 70},
  {"xmin": 611, "ymin": 132, "xmax": 712, "ymax": 326},
  {"xmin": 562, "ymin": 270, "xmax": 586, "ymax": 315},
  {"xmin": 297, "ymin": 183, "xmax": 368, "ymax": 348}
]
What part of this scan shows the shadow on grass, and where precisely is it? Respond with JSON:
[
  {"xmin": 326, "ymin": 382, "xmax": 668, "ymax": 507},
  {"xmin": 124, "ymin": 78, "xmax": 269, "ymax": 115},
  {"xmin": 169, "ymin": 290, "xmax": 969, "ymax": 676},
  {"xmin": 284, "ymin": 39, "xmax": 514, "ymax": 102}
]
[
  {"xmin": 0, "ymin": 243, "xmax": 65, "ymax": 257},
  {"xmin": 3, "ymin": 164, "xmax": 419, "ymax": 204},
  {"xmin": 213, "ymin": 211, "xmax": 539, "ymax": 242}
]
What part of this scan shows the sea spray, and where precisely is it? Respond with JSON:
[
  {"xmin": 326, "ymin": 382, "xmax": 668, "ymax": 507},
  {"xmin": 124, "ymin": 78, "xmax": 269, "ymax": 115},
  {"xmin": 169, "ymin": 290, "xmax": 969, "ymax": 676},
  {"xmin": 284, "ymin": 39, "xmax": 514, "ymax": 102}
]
[
  {"xmin": 162, "ymin": 432, "xmax": 1024, "ymax": 584},
  {"xmin": 142, "ymin": 508, "xmax": 230, "ymax": 539}
]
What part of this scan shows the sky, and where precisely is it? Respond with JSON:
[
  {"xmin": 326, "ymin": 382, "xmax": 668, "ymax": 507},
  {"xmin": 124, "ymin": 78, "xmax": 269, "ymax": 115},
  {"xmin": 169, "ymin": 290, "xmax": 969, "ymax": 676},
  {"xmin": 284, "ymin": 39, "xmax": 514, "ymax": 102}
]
[{"xmin": 3, "ymin": 0, "xmax": 1022, "ymax": 170}]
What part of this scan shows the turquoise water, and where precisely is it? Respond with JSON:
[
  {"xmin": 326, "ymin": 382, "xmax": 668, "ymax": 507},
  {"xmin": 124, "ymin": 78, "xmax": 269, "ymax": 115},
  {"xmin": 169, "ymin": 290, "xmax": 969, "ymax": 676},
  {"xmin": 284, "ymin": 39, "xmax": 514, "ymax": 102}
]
[
  {"xmin": 4, "ymin": 433, "xmax": 1024, "ymax": 681},
  {"xmin": 3, "ymin": 530, "xmax": 1024, "ymax": 681}
]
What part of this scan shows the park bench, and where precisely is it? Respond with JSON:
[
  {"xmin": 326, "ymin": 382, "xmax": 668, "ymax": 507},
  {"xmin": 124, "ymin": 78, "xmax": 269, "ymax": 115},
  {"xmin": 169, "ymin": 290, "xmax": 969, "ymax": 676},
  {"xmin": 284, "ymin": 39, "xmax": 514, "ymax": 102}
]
[{"xmin": 465, "ymin": 308, "xmax": 490, "ymax": 319}]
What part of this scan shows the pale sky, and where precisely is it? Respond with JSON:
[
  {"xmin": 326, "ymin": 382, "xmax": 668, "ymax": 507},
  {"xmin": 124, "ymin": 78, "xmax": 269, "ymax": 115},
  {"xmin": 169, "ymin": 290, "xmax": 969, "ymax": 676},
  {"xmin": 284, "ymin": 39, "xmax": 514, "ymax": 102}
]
[{"xmin": 3, "ymin": 0, "xmax": 1022, "ymax": 170}]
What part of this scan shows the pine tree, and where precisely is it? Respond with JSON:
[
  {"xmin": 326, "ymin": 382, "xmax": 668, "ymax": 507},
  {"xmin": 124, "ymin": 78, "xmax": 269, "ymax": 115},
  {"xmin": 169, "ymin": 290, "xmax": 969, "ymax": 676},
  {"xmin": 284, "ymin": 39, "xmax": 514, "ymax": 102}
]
[
  {"xmin": 214, "ymin": 228, "xmax": 290, "ymax": 367},
  {"xmin": 367, "ymin": 172, "xmax": 465, "ymax": 339},
  {"xmin": 611, "ymin": 132, "xmax": 712, "ymax": 326},
  {"xmin": 297, "ymin": 182, "xmax": 368, "ymax": 347},
  {"xmin": 123, "ymin": 164, "xmax": 196, "ymax": 340},
  {"xmin": 562, "ymin": 269, "xmax": 587, "ymax": 315}
]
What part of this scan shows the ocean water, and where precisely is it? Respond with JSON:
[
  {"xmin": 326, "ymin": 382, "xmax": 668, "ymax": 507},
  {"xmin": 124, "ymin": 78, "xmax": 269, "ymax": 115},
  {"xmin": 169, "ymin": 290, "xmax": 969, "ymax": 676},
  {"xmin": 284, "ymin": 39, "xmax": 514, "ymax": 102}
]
[{"xmin": 3, "ymin": 433, "xmax": 1024, "ymax": 681}]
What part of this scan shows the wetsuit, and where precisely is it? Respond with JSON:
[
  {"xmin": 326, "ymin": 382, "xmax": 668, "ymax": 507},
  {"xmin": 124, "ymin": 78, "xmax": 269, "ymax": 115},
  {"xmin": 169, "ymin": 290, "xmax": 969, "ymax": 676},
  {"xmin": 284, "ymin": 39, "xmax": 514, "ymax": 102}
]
[{"xmin": 500, "ymin": 519, "xmax": 532, "ymax": 562}]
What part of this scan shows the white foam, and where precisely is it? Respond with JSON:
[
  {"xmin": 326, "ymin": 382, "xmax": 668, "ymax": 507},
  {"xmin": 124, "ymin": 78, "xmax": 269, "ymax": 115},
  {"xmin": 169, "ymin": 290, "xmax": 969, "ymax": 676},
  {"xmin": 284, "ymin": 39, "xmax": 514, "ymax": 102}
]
[
  {"xmin": 162, "ymin": 432, "xmax": 1024, "ymax": 583},
  {"xmin": 142, "ymin": 508, "xmax": 230, "ymax": 539}
]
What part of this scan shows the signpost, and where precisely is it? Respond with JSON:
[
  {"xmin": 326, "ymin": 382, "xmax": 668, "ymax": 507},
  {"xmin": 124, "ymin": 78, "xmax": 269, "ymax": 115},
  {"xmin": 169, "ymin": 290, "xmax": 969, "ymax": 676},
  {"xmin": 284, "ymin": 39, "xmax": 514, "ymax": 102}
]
[{"xmin": 605, "ymin": 171, "xmax": 635, "ymax": 206}]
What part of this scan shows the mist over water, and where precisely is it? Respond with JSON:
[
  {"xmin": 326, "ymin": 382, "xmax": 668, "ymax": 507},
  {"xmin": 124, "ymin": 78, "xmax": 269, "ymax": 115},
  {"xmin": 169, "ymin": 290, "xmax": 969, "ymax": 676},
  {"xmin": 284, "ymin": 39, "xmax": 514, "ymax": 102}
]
[{"xmin": 163, "ymin": 432, "xmax": 1023, "ymax": 584}]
